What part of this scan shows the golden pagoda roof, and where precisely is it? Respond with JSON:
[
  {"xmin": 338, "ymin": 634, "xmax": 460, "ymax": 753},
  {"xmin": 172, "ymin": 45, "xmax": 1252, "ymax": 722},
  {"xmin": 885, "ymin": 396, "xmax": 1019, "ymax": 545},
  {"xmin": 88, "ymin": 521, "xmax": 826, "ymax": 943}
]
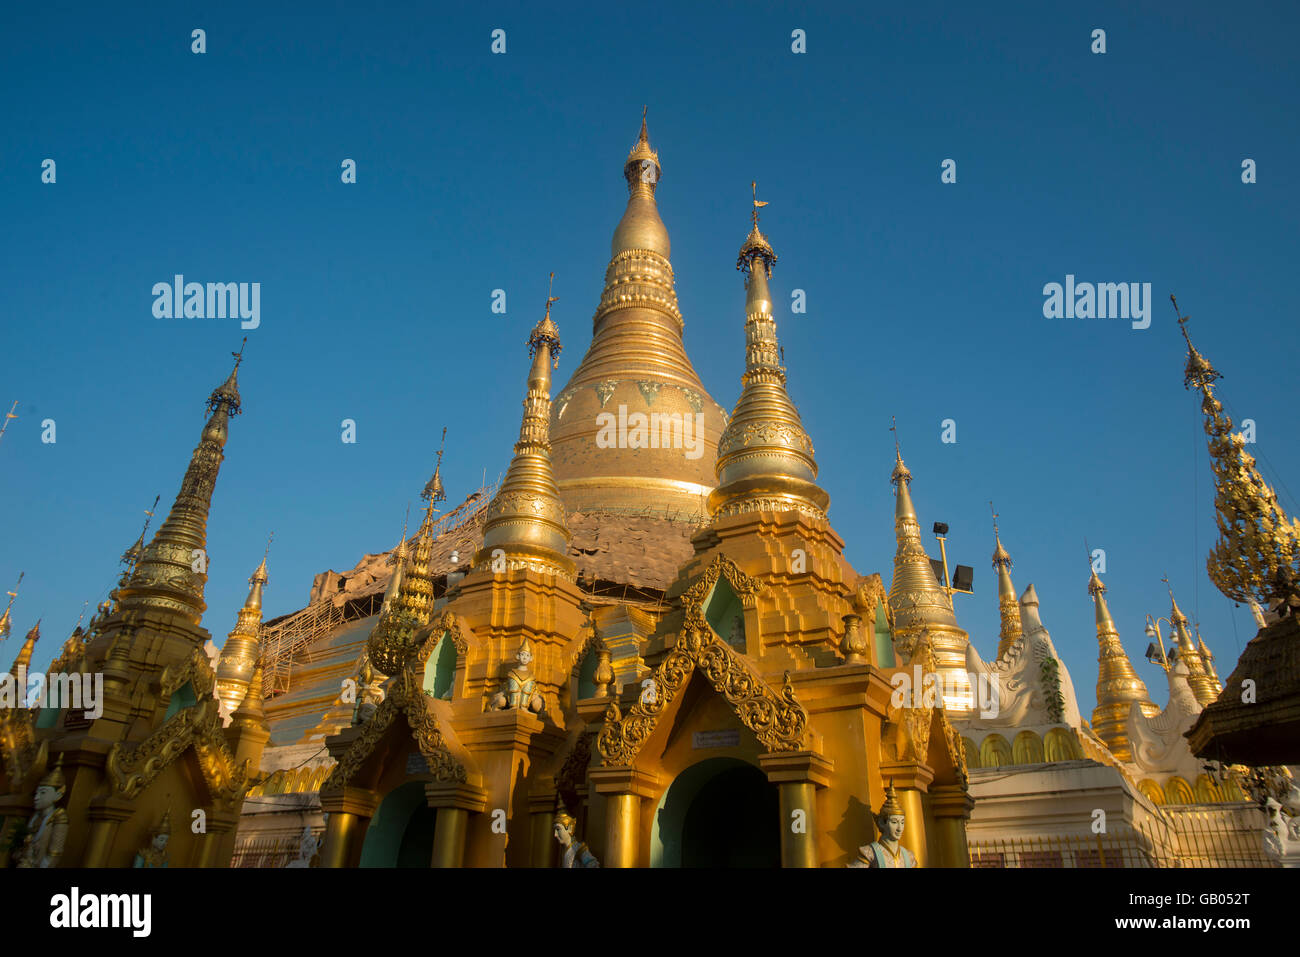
[{"xmin": 548, "ymin": 113, "xmax": 727, "ymax": 521}]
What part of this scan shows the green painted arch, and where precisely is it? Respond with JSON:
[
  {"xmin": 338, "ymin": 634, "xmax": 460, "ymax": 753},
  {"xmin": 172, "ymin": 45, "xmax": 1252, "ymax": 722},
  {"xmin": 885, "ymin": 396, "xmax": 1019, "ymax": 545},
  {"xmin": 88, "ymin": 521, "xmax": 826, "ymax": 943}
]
[
  {"xmin": 873, "ymin": 601, "xmax": 895, "ymax": 667},
  {"xmin": 164, "ymin": 681, "xmax": 197, "ymax": 721},
  {"xmin": 704, "ymin": 577, "xmax": 745, "ymax": 651},
  {"xmin": 576, "ymin": 648, "xmax": 599, "ymax": 700},
  {"xmin": 360, "ymin": 780, "xmax": 437, "ymax": 867},
  {"xmin": 422, "ymin": 633, "xmax": 457, "ymax": 700}
]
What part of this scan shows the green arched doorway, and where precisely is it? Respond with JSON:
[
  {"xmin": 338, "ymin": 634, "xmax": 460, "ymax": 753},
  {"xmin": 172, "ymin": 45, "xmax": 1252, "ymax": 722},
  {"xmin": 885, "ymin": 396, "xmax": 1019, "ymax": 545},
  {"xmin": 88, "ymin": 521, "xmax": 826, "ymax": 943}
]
[
  {"xmin": 360, "ymin": 780, "xmax": 437, "ymax": 867},
  {"xmin": 652, "ymin": 757, "xmax": 781, "ymax": 867}
]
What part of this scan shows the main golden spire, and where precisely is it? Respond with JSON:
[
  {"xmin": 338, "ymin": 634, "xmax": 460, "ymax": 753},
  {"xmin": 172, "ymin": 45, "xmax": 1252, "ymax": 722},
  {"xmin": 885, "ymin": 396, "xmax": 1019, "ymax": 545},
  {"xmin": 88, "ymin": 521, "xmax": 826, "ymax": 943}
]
[
  {"xmin": 1088, "ymin": 565, "xmax": 1155, "ymax": 761},
  {"xmin": 1175, "ymin": 297, "xmax": 1300, "ymax": 610},
  {"xmin": 991, "ymin": 505, "xmax": 1021, "ymax": 659},
  {"xmin": 215, "ymin": 543, "xmax": 271, "ymax": 717},
  {"xmin": 476, "ymin": 280, "xmax": 576, "ymax": 578},
  {"xmin": 886, "ymin": 429, "xmax": 972, "ymax": 709},
  {"xmin": 709, "ymin": 183, "xmax": 827, "ymax": 521},
  {"xmin": 548, "ymin": 112, "xmax": 726, "ymax": 519},
  {"xmin": 116, "ymin": 345, "xmax": 245, "ymax": 625}
]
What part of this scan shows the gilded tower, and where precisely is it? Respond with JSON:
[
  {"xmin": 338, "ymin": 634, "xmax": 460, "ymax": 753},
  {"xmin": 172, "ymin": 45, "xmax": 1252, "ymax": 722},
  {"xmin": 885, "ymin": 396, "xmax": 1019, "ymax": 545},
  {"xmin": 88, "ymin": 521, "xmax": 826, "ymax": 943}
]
[
  {"xmin": 1088, "ymin": 566, "xmax": 1156, "ymax": 761},
  {"xmin": 709, "ymin": 183, "xmax": 828, "ymax": 521},
  {"xmin": 991, "ymin": 513, "xmax": 1021, "ymax": 659},
  {"xmin": 888, "ymin": 447, "xmax": 972, "ymax": 711},
  {"xmin": 549, "ymin": 115, "xmax": 728, "ymax": 519},
  {"xmin": 214, "ymin": 552, "xmax": 270, "ymax": 718},
  {"xmin": 475, "ymin": 293, "xmax": 577, "ymax": 578}
]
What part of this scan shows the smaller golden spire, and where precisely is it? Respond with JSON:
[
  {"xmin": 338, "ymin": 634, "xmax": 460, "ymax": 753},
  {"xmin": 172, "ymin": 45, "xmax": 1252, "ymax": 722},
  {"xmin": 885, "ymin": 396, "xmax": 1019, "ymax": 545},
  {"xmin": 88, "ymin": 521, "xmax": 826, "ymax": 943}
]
[
  {"xmin": 0, "ymin": 570, "xmax": 23, "ymax": 643},
  {"xmin": 8, "ymin": 620, "xmax": 40, "ymax": 678},
  {"xmin": 215, "ymin": 542, "xmax": 273, "ymax": 717},
  {"xmin": 1089, "ymin": 562, "xmax": 1155, "ymax": 760},
  {"xmin": 473, "ymin": 277, "xmax": 575, "ymax": 578},
  {"xmin": 710, "ymin": 186, "xmax": 826, "ymax": 521},
  {"xmin": 230, "ymin": 659, "xmax": 268, "ymax": 730},
  {"xmin": 1165, "ymin": 578, "xmax": 1217, "ymax": 707},
  {"xmin": 991, "ymin": 504, "xmax": 1021, "ymax": 658},
  {"xmin": 368, "ymin": 460, "xmax": 445, "ymax": 674}
]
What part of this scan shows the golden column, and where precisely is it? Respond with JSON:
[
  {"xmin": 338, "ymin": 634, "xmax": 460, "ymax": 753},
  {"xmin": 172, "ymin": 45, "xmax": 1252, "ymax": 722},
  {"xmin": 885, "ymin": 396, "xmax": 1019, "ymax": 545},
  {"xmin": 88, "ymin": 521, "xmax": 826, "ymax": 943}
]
[
  {"xmin": 926, "ymin": 784, "xmax": 974, "ymax": 867},
  {"xmin": 319, "ymin": 788, "xmax": 381, "ymax": 868},
  {"xmin": 426, "ymin": 781, "xmax": 487, "ymax": 868},
  {"xmin": 759, "ymin": 750, "xmax": 833, "ymax": 868},
  {"xmin": 589, "ymin": 767, "xmax": 657, "ymax": 867},
  {"xmin": 214, "ymin": 549, "xmax": 270, "ymax": 717}
]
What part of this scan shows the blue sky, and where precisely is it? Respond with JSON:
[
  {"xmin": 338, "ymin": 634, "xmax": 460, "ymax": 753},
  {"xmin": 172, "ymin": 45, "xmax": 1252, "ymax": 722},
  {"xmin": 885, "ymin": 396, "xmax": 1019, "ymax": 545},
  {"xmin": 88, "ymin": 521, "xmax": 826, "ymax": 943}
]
[{"xmin": 2, "ymin": 1, "xmax": 1297, "ymax": 717}]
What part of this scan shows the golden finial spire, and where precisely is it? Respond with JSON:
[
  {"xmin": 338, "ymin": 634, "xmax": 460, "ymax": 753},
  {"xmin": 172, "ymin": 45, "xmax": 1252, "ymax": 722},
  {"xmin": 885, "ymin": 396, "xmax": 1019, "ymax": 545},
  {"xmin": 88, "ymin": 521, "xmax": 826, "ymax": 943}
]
[
  {"xmin": 1164, "ymin": 576, "xmax": 1218, "ymax": 707},
  {"xmin": 8, "ymin": 619, "xmax": 39, "ymax": 678},
  {"xmin": 1173, "ymin": 296, "xmax": 1300, "ymax": 611},
  {"xmin": 473, "ymin": 277, "xmax": 575, "ymax": 579},
  {"xmin": 0, "ymin": 399, "xmax": 18, "ymax": 452},
  {"xmin": 368, "ymin": 464, "xmax": 441, "ymax": 674},
  {"xmin": 991, "ymin": 504, "xmax": 1020, "ymax": 658},
  {"xmin": 0, "ymin": 570, "xmax": 23, "ymax": 642},
  {"xmin": 423, "ymin": 427, "xmax": 448, "ymax": 506},
  {"xmin": 1088, "ymin": 555, "xmax": 1155, "ymax": 760},
  {"xmin": 886, "ymin": 428, "xmax": 971, "ymax": 708},
  {"xmin": 214, "ymin": 543, "xmax": 273, "ymax": 718},
  {"xmin": 710, "ymin": 189, "xmax": 825, "ymax": 521},
  {"xmin": 230, "ymin": 658, "xmax": 268, "ymax": 731},
  {"xmin": 117, "ymin": 347, "xmax": 246, "ymax": 624}
]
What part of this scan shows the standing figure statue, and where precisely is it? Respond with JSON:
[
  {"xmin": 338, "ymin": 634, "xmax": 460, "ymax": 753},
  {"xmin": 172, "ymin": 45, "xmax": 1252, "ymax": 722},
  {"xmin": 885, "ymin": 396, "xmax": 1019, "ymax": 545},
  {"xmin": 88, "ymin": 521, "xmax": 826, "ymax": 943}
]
[
  {"xmin": 848, "ymin": 782, "xmax": 918, "ymax": 868},
  {"xmin": 285, "ymin": 824, "xmax": 322, "ymax": 868},
  {"xmin": 16, "ymin": 755, "xmax": 69, "ymax": 869},
  {"xmin": 489, "ymin": 637, "xmax": 544, "ymax": 714},
  {"xmin": 553, "ymin": 810, "xmax": 599, "ymax": 868},
  {"xmin": 133, "ymin": 810, "xmax": 171, "ymax": 868}
]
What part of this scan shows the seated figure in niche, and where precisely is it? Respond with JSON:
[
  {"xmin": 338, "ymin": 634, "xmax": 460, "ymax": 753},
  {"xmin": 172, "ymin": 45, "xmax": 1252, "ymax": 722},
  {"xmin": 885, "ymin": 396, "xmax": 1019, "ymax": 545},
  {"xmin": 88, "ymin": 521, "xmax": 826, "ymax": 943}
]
[
  {"xmin": 489, "ymin": 637, "xmax": 544, "ymax": 714},
  {"xmin": 133, "ymin": 810, "xmax": 171, "ymax": 868}
]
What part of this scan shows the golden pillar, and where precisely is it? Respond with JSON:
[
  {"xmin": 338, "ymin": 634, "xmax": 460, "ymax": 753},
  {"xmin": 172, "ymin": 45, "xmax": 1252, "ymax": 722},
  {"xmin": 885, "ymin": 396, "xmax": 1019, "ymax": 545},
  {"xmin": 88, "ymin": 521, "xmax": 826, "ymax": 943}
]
[
  {"xmin": 319, "ymin": 787, "xmax": 380, "ymax": 869},
  {"xmin": 928, "ymin": 783, "xmax": 974, "ymax": 867},
  {"xmin": 83, "ymin": 797, "xmax": 136, "ymax": 868},
  {"xmin": 881, "ymin": 761, "xmax": 932, "ymax": 868},
  {"xmin": 426, "ymin": 781, "xmax": 487, "ymax": 869},
  {"xmin": 528, "ymin": 788, "xmax": 557, "ymax": 867},
  {"xmin": 589, "ymin": 767, "xmax": 657, "ymax": 868},
  {"xmin": 194, "ymin": 813, "xmax": 237, "ymax": 868},
  {"xmin": 431, "ymin": 808, "xmax": 468, "ymax": 868},
  {"xmin": 759, "ymin": 750, "xmax": 834, "ymax": 868}
]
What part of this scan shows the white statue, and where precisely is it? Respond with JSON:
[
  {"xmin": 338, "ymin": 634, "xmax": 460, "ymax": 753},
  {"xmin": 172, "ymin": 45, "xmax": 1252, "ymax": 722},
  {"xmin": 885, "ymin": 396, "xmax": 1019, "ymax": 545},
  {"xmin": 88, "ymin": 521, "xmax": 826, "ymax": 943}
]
[
  {"xmin": 15, "ymin": 757, "xmax": 69, "ymax": 869},
  {"xmin": 553, "ymin": 810, "xmax": 599, "ymax": 868},
  {"xmin": 848, "ymin": 782, "xmax": 918, "ymax": 868},
  {"xmin": 285, "ymin": 824, "xmax": 321, "ymax": 868}
]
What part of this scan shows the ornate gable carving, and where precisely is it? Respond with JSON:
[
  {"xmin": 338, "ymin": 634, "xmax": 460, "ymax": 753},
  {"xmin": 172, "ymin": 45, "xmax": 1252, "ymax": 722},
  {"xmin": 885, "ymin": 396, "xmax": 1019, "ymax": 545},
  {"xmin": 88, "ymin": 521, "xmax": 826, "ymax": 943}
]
[{"xmin": 596, "ymin": 554, "xmax": 807, "ymax": 766}]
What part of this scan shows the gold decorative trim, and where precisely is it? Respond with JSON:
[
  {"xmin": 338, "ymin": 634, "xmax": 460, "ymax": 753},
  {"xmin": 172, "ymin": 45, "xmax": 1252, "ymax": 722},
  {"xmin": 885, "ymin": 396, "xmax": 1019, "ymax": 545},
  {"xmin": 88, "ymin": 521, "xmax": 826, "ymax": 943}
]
[
  {"xmin": 321, "ymin": 668, "xmax": 466, "ymax": 793},
  {"xmin": 596, "ymin": 554, "xmax": 806, "ymax": 765},
  {"xmin": 106, "ymin": 698, "xmax": 251, "ymax": 810}
]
